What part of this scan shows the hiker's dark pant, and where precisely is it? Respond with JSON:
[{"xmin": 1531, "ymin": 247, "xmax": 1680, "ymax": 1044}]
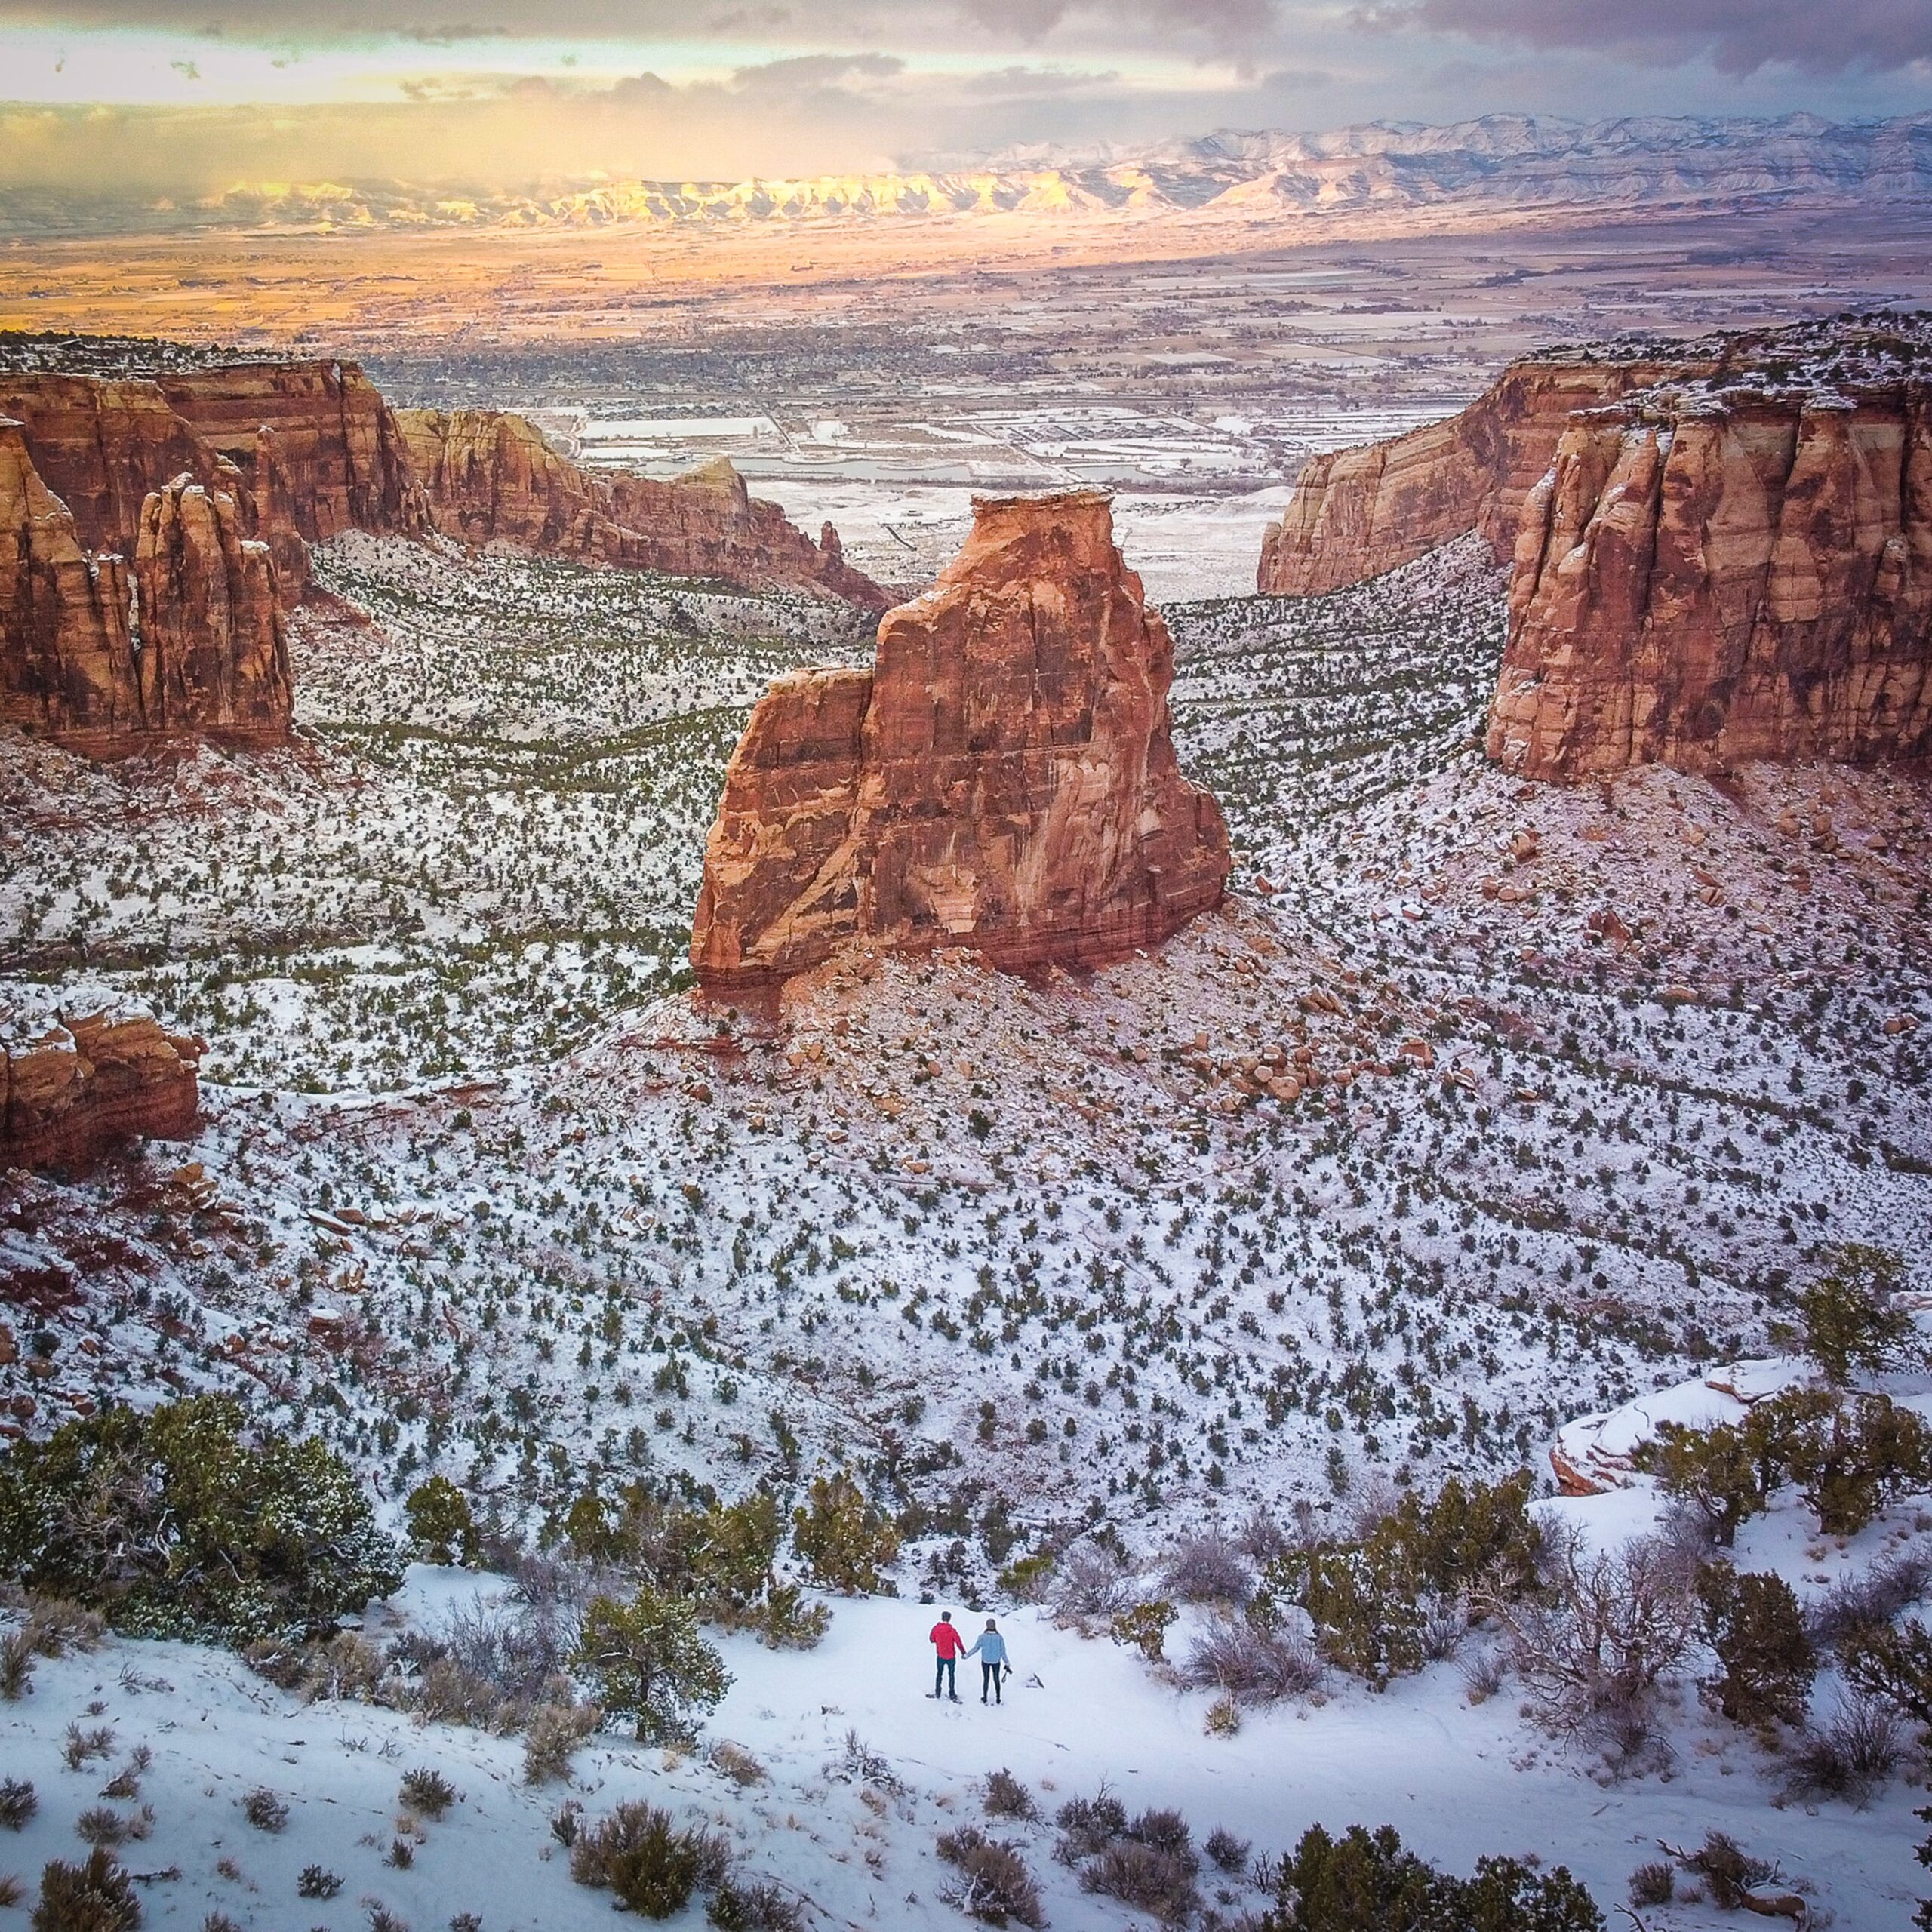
[
  {"xmin": 982, "ymin": 1663, "xmax": 1001, "ymax": 1703},
  {"xmin": 934, "ymin": 1657, "xmax": 956, "ymax": 1697}
]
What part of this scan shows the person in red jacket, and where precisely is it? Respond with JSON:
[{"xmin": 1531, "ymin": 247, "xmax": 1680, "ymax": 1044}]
[{"xmin": 929, "ymin": 1610, "xmax": 966, "ymax": 1701}]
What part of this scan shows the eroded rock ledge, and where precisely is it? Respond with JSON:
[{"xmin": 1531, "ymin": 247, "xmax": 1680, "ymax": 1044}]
[
  {"xmin": 691, "ymin": 490, "xmax": 1230, "ymax": 991},
  {"xmin": 2, "ymin": 991, "xmax": 202, "ymax": 1171}
]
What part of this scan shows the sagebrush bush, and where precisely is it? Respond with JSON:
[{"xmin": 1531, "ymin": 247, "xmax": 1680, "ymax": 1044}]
[
  {"xmin": 0, "ymin": 1631, "xmax": 34, "ymax": 1702},
  {"xmin": 1204, "ymin": 1826, "xmax": 1249, "ymax": 1875},
  {"xmin": 935, "ymin": 1826, "xmax": 1045, "ymax": 1929},
  {"xmin": 29, "ymin": 1847, "xmax": 141, "ymax": 1932},
  {"xmin": 1161, "ymin": 1534, "xmax": 1254, "ymax": 1604},
  {"xmin": 297, "ymin": 1866, "xmax": 343, "ymax": 1899},
  {"xmin": 982, "ymin": 1768, "xmax": 1036, "ymax": 1820},
  {"xmin": 1080, "ymin": 1840, "xmax": 1199, "ymax": 1924},
  {"xmin": 1185, "ymin": 1616, "xmax": 1322, "ymax": 1703},
  {"xmin": 1780, "ymin": 1697, "xmax": 1906, "ymax": 1804},
  {"xmin": 569, "ymin": 1801, "xmax": 728, "ymax": 1918},
  {"xmin": 398, "ymin": 1768, "xmax": 455, "ymax": 1820},
  {"xmin": 1049, "ymin": 1545, "xmax": 1130, "ymax": 1620},
  {"xmin": 706, "ymin": 1874, "xmax": 804, "ymax": 1931},
  {"xmin": 524, "ymin": 1702, "xmax": 598, "ymax": 1785},
  {"xmin": 1054, "ymin": 1789, "xmax": 1127, "ymax": 1861},
  {"xmin": 707, "ymin": 1740, "xmax": 767, "ymax": 1789},
  {"xmin": 0, "ymin": 1780, "xmax": 38, "ymax": 1831},
  {"xmin": 241, "ymin": 1788, "xmax": 288, "ymax": 1832},
  {"xmin": 1627, "ymin": 1860, "xmax": 1675, "ymax": 1907}
]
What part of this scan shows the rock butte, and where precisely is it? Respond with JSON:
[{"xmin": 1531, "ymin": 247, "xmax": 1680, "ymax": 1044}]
[
  {"xmin": 691, "ymin": 489, "xmax": 1230, "ymax": 992},
  {"xmin": 398, "ymin": 410, "xmax": 891, "ymax": 609},
  {"xmin": 1489, "ymin": 384, "xmax": 1932, "ymax": 780},
  {"xmin": 2, "ymin": 996, "xmax": 202, "ymax": 1171}
]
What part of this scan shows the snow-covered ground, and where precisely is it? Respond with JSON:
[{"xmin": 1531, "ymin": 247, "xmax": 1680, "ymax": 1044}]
[{"xmin": 2, "ymin": 1423, "xmax": 1924, "ymax": 1930}]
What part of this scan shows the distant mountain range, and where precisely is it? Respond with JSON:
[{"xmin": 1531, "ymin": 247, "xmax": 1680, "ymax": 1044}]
[{"xmin": 5, "ymin": 111, "xmax": 1930, "ymax": 237}]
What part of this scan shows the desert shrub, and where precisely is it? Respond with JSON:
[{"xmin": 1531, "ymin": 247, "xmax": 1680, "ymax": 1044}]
[
  {"xmin": 1781, "ymin": 1696, "xmax": 1906, "ymax": 1804},
  {"xmin": 1806, "ymin": 1552, "xmax": 1930, "ymax": 1647},
  {"xmin": 708, "ymin": 1740, "xmax": 767, "ymax": 1788},
  {"xmin": 1185, "ymin": 1614, "xmax": 1323, "ymax": 1703},
  {"xmin": 1205, "ymin": 1693, "xmax": 1240, "ymax": 1734},
  {"xmin": 572, "ymin": 1588, "xmax": 731, "ymax": 1743},
  {"xmin": 790, "ymin": 1475, "xmax": 897, "ymax": 1595},
  {"xmin": 1204, "ymin": 1826, "xmax": 1251, "ymax": 1875},
  {"xmin": 0, "ymin": 1398, "xmax": 401, "ymax": 1645},
  {"xmin": 707, "ymin": 1875, "xmax": 804, "ymax": 1931},
  {"xmin": 982, "ymin": 1768, "xmax": 1037, "ymax": 1820},
  {"xmin": 1258, "ymin": 1823, "xmax": 1602, "ymax": 1930},
  {"xmin": 937, "ymin": 1827, "xmax": 1044, "ymax": 1929},
  {"xmin": 1486, "ymin": 1535, "xmax": 1696, "ymax": 1767},
  {"xmin": 524, "ymin": 1702, "xmax": 598, "ymax": 1784},
  {"xmin": 1109, "ymin": 1599, "xmax": 1177, "ymax": 1663},
  {"xmin": 1257, "ymin": 1473, "xmax": 1541, "ymax": 1687},
  {"xmin": 297, "ymin": 1866, "xmax": 344, "ymax": 1899},
  {"xmin": 398, "ymin": 1768, "xmax": 455, "ymax": 1820},
  {"xmin": 1050, "ymin": 1543, "xmax": 1130, "ymax": 1620},
  {"xmin": 1081, "ymin": 1839, "xmax": 1200, "ymax": 1924},
  {"xmin": 1, "ymin": 1780, "xmax": 38, "ymax": 1830},
  {"xmin": 245, "ymin": 1630, "xmax": 389, "ymax": 1705},
  {"xmin": 1666, "ymin": 1832, "xmax": 1804, "ymax": 1917},
  {"xmin": 1055, "ymin": 1789, "xmax": 1128, "ymax": 1861},
  {"xmin": 1796, "ymin": 1243, "xmax": 1924, "ymax": 1385},
  {"xmin": 23, "ymin": 1601, "xmax": 105, "ymax": 1658},
  {"xmin": 1162, "ymin": 1534, "xmax": 1254, "ymax": 1604},
  {"xmin": 202, "ymin": 1913, "xmax": 242, "ymax": 1932},
  {"xmin": 364, "ymin": 1902, "xmax": 408, "ymax": 1932},
  {"xmin": 570, "ymin": 1801, "xmax": 728, "ymax": 1918},
  {"xmin": 1697, "ymin": 1564, "xmax": 1815, "ymax": 1728},
  {"xmin": 74, "ymin": 1810, "xmax": 133, "ymax": 1850},
  {"xmin": 730, "ymin": 1583, "xmax": 830, "ymax": 1652},
  {"xmin": 63, "ymin": 1726, "xmax": 115, "ymax": 1770},
  {"xmin": 1626, "ymin": 1860, "xmax": 1675, "ymax": 1907},
  {"xmin": 241, "ymin": 1788, "xmax": 289, "ymax": 1832},
  {"xmin": 0, "ymin": 1878, "xmax": 22, "ymax": 1910},
  {"xmin": 1841, "ymin": 1614, "xmax": 1932, "ymax": 1743},
  {"xmin": 30, "ymin": 1848, "xmax": 141, "ymax": 1932},
  {"xmin": 402, "ymin": 1478, "xmax": 477, "ymax": 1567},
  {"xmin": 0, "ymin": 1630, "xmax": 33, "ymax": 1701}
]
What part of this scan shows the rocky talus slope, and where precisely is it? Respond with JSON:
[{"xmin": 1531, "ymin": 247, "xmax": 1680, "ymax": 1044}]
[
  {"xmin": 691, "ymin": 489, "xmax": 1229, "ymax": 989},
  {"xmin": 0, "ymin": 424, "xmax": 290, "ymax": 755},
  {"xmin": 2, "ymin": 990, "xmax": 201, "ymax": 1170},
  {"xmin": 1487, "ymin": 381, "xmax": 1932, "ymax": 779},
  {"xmin": 398, "ymin": 408, "xmax": 890, "ymax": 607},
  {"xmin": 1257, "ymin": 357, "xmax": 1694, "ymax": 595}
]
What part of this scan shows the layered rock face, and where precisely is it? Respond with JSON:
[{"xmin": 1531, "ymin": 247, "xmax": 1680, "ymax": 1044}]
[
  {"xmin": 692, "ymin": 490, "xmax": 1229, "ymax": 990},
  {"xmin": 2, "ymin": 993, "xmax": 202, "ymax": 1171},
  {"xmin": 158, "ymin": 361, "xmax": 428, "ymax": 547},
  {"xmin": 0, "ymin": 425, "xmax": 290, "ymax": 756},
  {"xmin": 1487, "ymin": 389, "xmax": 1932, "ymax": 780},
  {"xmin": 1257, "ymin": 359, "xmax": 1697, "ymax": 595},
  {"xmin": 399, "ymin": 408, "xmax": 888, "ymax": 607}
]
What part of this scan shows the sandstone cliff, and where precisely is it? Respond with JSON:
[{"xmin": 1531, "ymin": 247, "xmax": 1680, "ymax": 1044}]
[
  {"xmin": 1487, "ymin": 385, "xmax": 1932, "ymax": 780},
  {"xmin": 691, "ymin": 490, "xmax": 1229, "ymax": 990},
  {"xmin": 2, "ymin": 991, "xmax": 202, "ymax": 1171},
  {"xmin": 399, "ymin": 408, "xmax": 888, "ymax": 607},
  {"xmin": 1257, "ymin": 358, "xmax": 1699, "ymax": 595},
  {"xmin": 0, "ymin": 426, "xmax": 291, "ymax": 756},
  {"xmin": 158, "ymin": 361, "xmax": 428, "ymax": 546}
]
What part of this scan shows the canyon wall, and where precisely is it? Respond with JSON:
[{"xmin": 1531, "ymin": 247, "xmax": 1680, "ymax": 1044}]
[
  {"xmin": 1487, "ymin": 389, "xmax": 1932, "ymax": 780},
  {"xmin": 2, "ymin": 993, "xmax": 202, "ymax": 1171},
  {"xmin": 0, "ymin": 423, "xmax": 290, "ymax": 756},
  {"xmin": 691, "ymin": 490, "xmax": 1229, "ymax": 991},
  {"xmin": 1257, "ymin": 359, "xmax": 1698, "ymax": 596},
  {"xmin": 399, "ymin": 408, "xmax": 890, "ymax": 607}
]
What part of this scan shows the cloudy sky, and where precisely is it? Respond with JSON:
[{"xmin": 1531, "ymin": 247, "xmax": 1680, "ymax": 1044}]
[{"xmin": 0, "ymin": 0, "xmax": 1927, "ymax": 196}]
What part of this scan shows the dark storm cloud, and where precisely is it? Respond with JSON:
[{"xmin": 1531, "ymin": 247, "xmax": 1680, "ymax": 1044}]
[{"xmin": 1362, "ymin": 0, "xmax": 1932, "ymax": 77}]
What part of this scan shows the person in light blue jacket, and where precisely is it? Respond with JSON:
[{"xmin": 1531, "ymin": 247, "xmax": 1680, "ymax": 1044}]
[{"xmin": 966, "ymin": 1618, "xmax": 1011, "ymax": 1705}]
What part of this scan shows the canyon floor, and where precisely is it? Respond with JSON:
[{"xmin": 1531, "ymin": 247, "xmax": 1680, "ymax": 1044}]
[{"xmin": 2, "ymin": 517, "xmax": 1927, "ymax": 1922}]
